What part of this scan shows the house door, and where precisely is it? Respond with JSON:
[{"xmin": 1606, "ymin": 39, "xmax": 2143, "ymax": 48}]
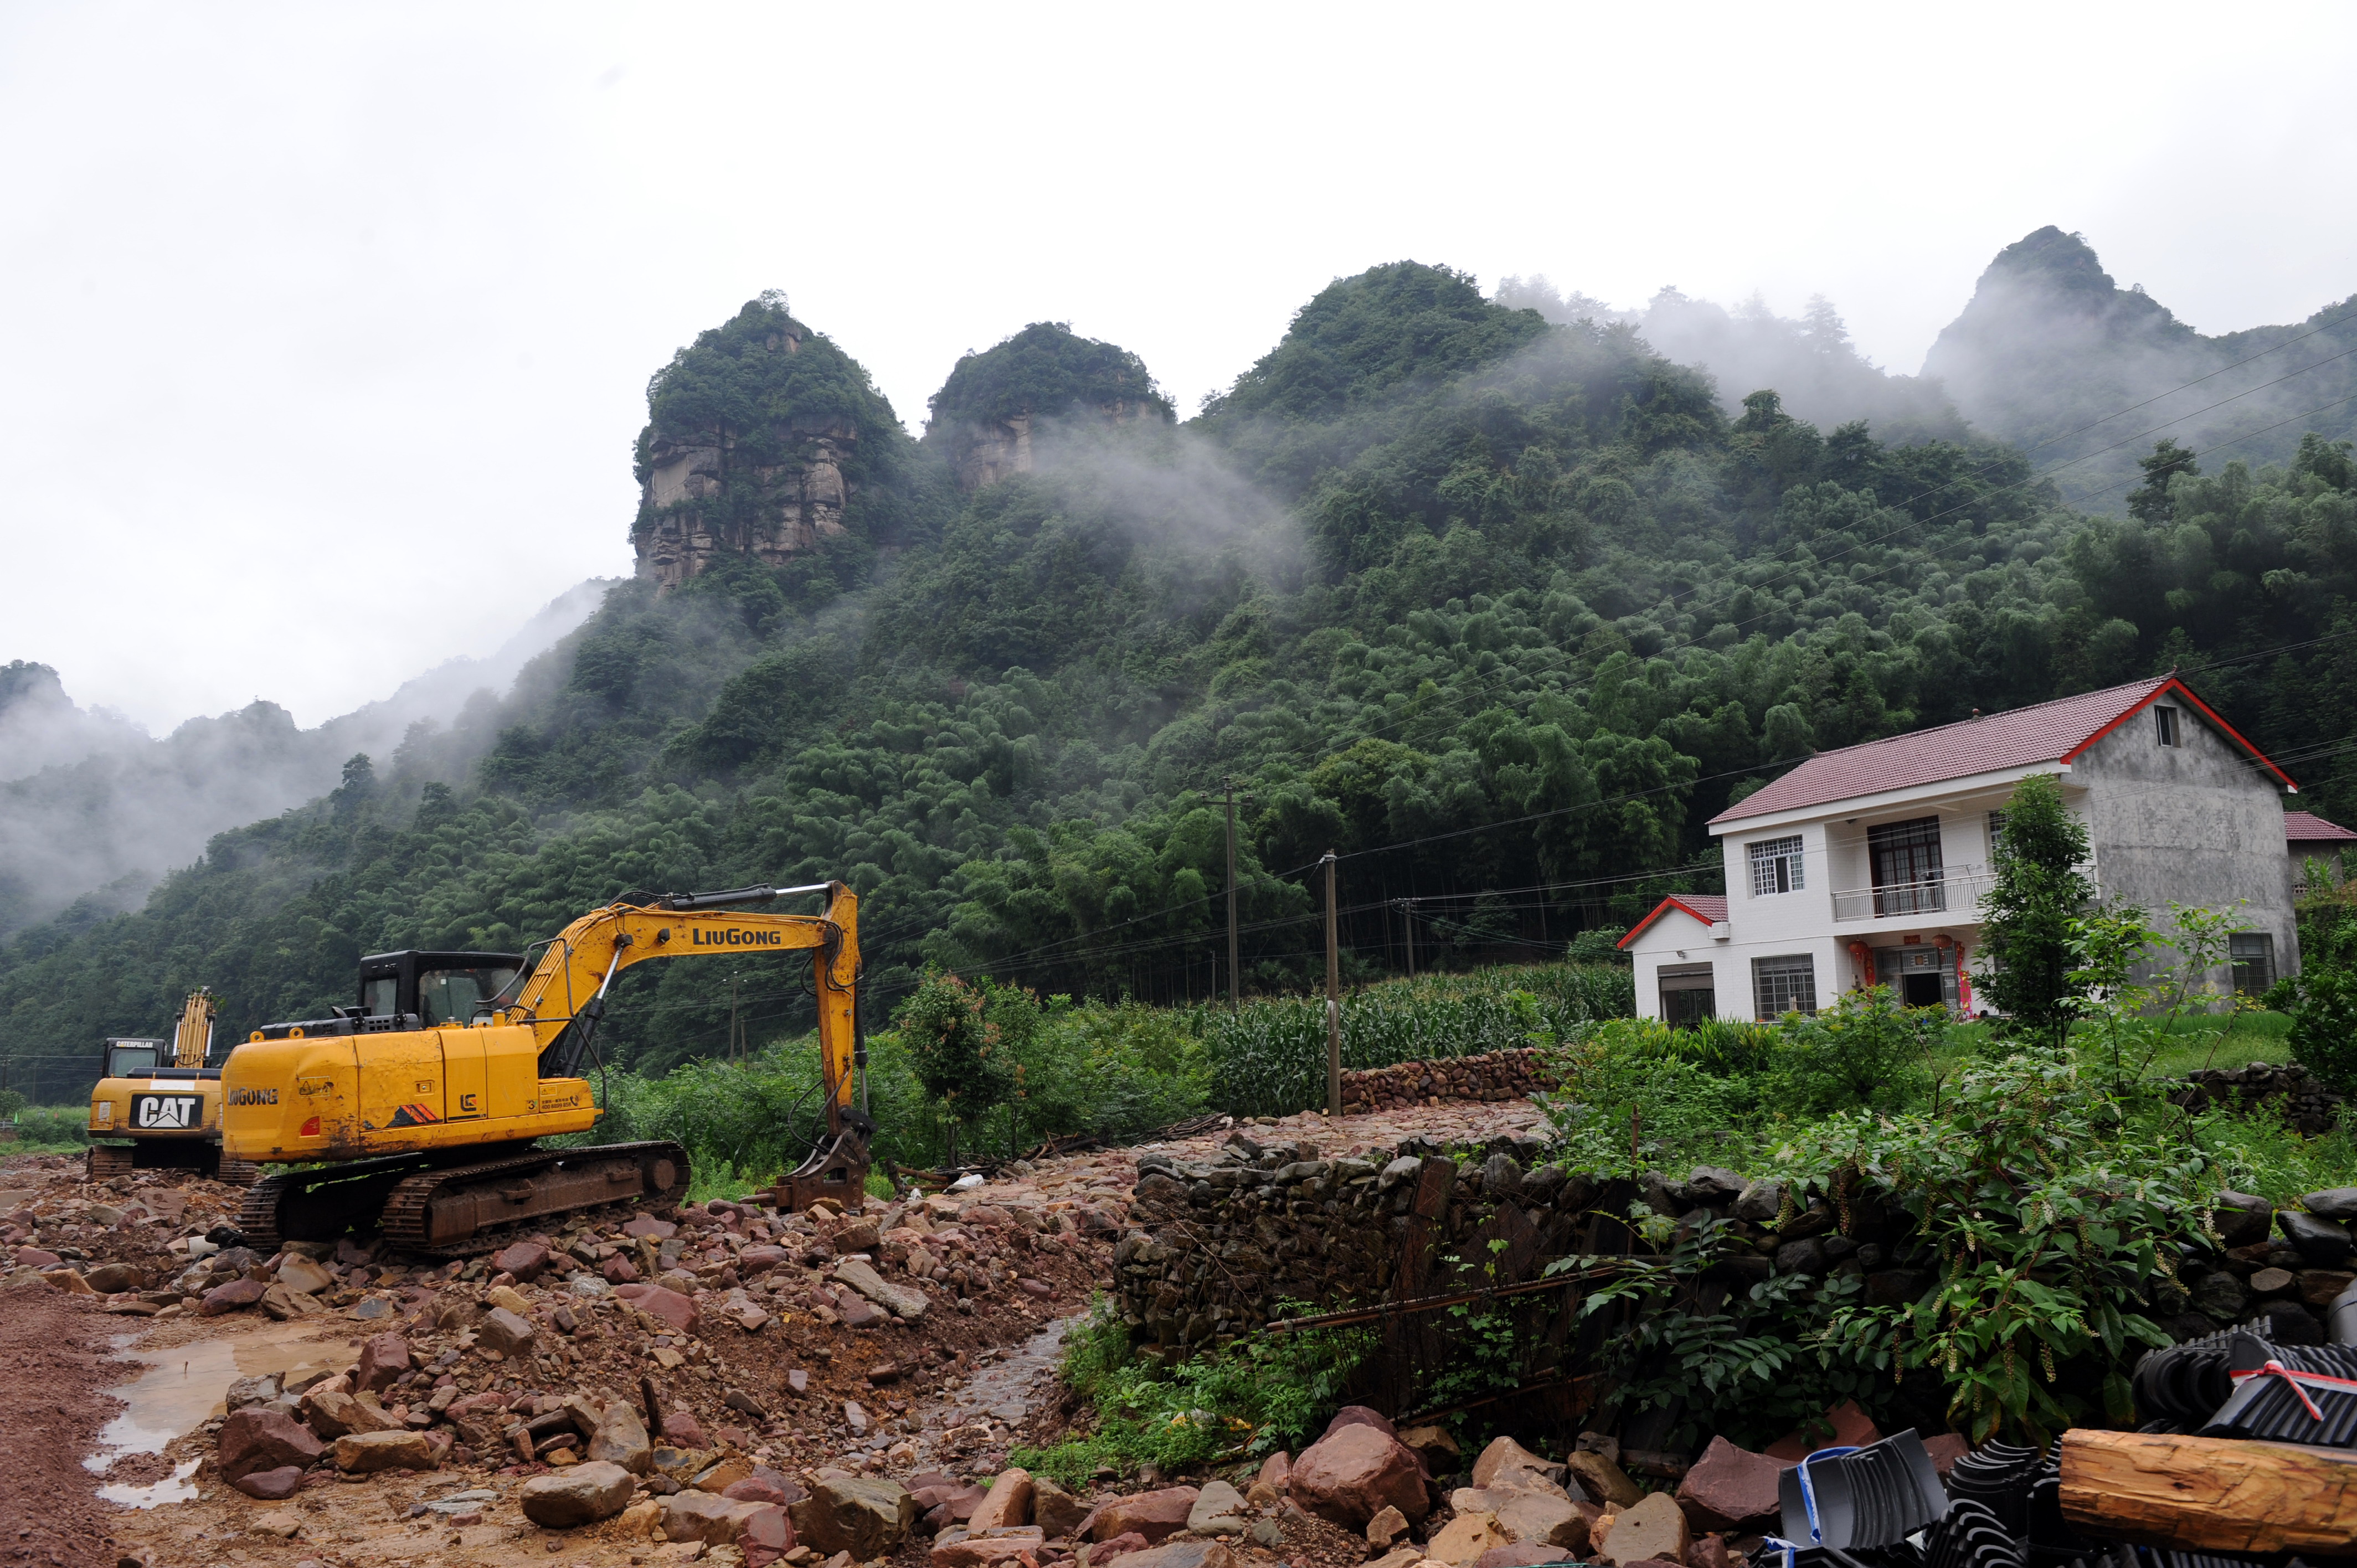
[
  {"xmin": 1901, "ymin": 971, "xmax": 1944, "ymax": 1008},
  {"xmin": 1658, "ymin": 963, "xmax": 1716, "ymax": 1028}
]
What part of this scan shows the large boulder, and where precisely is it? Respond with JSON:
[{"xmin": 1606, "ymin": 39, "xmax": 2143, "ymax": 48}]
[
  {"xmin": 967, "ymin": 1468, "xmax": 1034, "ymax": 1531},
  {"xmin": 1424, "ymin": 1512, "xmax": 1515, "ymax": 1567},
  {"xmin": 1471, "ymin": 1436, "xmax": 1563, "ymax": 1492},
  {"xmin": 931, "ymin": 1528, "xmax": 1045, "ymax": 1568},
  {"xmin": 495, "ymin": 1240, "xmax": 555, "ymax": 1280},
  {"xmin": 229, "ymin": 1466, "xmax": 306, "ymax": 1501},
  {"xmin": 217, "ymin": 1407, "xmax": 324, "ymax": 1482},
  {"xmin": 1562, "ymin": 1451, "xmax": 1640, "ymax": 1509},
  {"xmin": 276, "ymin": 1254, "xmax": 334, "ymax": 1295},
  {"xmin": 477, "ymin": 1306, "xmax": 537, "ymax": 1357},
  {"xmin": 1489, "ymin": 1492, "xmax": 1589, "ymax": 1549},
  {"xmin": 354, "ymin": 1332, "xmax": 411, "ymax": 1394},
  {"xmin": 663, "ymin": 1492, "xmax": 775, "ymax": 1544},
  {"xmin": 790, "ymin": 1474, "xmax": 915, "ymax": 1557},
  {"xmin": 616, "ymin": 1283, "xmax": 701, "ymax": 1334},
  {"xmin": 200, "ymin": 1277, "xmax": 266, "ymax": 1315},
  {"xmin": 1596, "ymin": 1493, "xmax": 1689, "ymax": 1567},
  {"xmin": 1674, "ymin": 1437, "xmax": 1793, "ymax": 1535},
  {"xmin": 305, "ymin": 1388, "xmax": 400, "ymax": 1438},
  {"xmin": 2282, "ymin": 1210, "xmax": 2356, "ymax": 1266},
  {"xmin": 1033, "ymin": 1476, "xmax": 1088, "ymax": 1539},
  {"xmin": 1095, "ymin": 1544, "xmax": 1233, "ymax": 1568},
  {"xmin": 833, "ymin": 1258, "xmax": 931, "ymax": 1322},
  {"xmin": 589, "ymin": 1402, "xmax": 653, "ymax": 1474},
  {"xmin": 1289, "ymin": 1425, "xmax": 1429, "ymax": 1528},
  {"xmin": 331, "ymin": 1430, "xmax": 438, "ymax": 1473},
  {"xmin": 522, "ymin": 1462, "xmax": 638, "ymax": 1528},
  {"xmin": 1186, "ymin": 1481, "xmax": 1248, "ymax": 1536},
  {"xmin": 1088, "ymin": 1488, "xmax": 1201, "ymax": 1544}
]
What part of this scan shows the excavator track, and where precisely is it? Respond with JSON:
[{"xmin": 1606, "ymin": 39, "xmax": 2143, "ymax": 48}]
[
  {"xmin": 235, "ymin": 1146, "xmax": 455, "ymax": 1255},
  {"xmin": 379, "ymin": 1140, "xmax": 690, "ymax": 1257}
]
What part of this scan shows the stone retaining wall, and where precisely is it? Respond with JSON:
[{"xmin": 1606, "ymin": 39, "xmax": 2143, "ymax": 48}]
[
  {"xmin": 1337, "ymin": 1048, "xmax": 1556, "ymax": 1114},
  {"xmin": 2172, "ymin": 1062, "xmax": 2344, "ymax": 1135},
  {"xmin": 1111, "ymin": 1129, "xmax": 2357, "ymax": 1423}
]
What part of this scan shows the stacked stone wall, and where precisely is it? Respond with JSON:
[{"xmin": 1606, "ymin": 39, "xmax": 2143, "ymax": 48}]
[{"xmin": 1337, "ymin": 1048, "xmax": 1556, "ymax": 1113}]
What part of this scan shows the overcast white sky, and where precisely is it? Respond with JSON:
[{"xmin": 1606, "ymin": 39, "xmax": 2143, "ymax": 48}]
[{"xmin": 4, "ymin": 2, "xmax": 2353, "ymax": 734}]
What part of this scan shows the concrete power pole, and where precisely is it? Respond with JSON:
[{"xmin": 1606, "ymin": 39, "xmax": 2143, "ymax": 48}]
[
  {"xmin": 1323, "ymin": 850, "xmax": 1341, "ymax": 1117},
  {"xmin": 1226, "ymin": 780, "xmax": 1241, "ymax": 1014}
]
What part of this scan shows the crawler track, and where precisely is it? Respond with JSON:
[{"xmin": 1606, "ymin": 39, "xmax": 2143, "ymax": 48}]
[{"xmin": 234, "ymin": 1139, "xmax": 690, "ymax": 1257}]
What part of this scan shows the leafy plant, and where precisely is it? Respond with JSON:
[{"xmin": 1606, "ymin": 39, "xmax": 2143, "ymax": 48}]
[
  {"xmin": 1015, "ymin": 1296, "xmax": 1373, "ymax": 1488},
  {"xmin": 892, "ymin": 971, "xmax": 1020, "ymax": 1165},
  {"xmin": 1977, "ymin": 774, "xmax": 2095, "ymax": 1047},
  {"xmin": 1789, "ymin": 1048, "xmax": 2201, "ymax": 1443},
  {"xmin": 1768, "ymin": 985, "xmax": 1942, "ymax": 1113}
]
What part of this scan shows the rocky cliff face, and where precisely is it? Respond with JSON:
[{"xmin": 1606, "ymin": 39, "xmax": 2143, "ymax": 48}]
[
  {"xmin": 942, "ymin": 396, "xmax": 1165, "ymax": 493},
  {"xmin": 925, "ymin": 322, "xmax": 1172, "ymax": 493},
  {"xmin": 631, "ymin": 294, "xmax": 924, "ymax": 591}
]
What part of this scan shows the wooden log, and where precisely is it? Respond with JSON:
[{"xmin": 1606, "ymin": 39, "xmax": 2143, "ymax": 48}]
[{"xmin": 2058, "ymin": 1427, "xmax": 2357, "ymax": 1559}]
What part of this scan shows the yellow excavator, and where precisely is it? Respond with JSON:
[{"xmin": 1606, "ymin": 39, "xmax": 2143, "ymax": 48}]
[
  {"xmin": 85, "ymin": 988, "xmax": 259, "ymax": 1183},
  {"xmin": 222, "ymin": 881, "xmax": 868, "ymax": 1254}
]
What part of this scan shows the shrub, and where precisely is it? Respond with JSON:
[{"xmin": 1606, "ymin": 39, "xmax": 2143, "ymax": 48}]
[{"xmin": 1767, "ymin": 986, "xmax": 1941, "ymax": 1113}]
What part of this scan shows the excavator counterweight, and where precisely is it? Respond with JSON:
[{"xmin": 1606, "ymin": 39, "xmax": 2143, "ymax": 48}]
[{"xmin": 222, "ymin": 881, "xmax": 864, "ymax": 1251}]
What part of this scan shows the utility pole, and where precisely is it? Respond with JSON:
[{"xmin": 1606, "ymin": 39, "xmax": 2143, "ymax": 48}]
[
  {"xmin": 1226, "ymin": 780, "xmax": 1241, "ymax": 1013},
  {"xmin": 1401, "ymin": 898, "xmax": 1416, "ymax": 977},
  {"xmin": 727, "ymin": 973, "xmax": 743, "ymax": 1064},
  {"xmin": 1323, "ymin": 850, "xmax": 1341, "ymax": 1117}
]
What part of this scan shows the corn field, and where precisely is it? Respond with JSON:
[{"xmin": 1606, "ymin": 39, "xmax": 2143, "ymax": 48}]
[{"xmin": 1203, "ymin": 962, "xmax": 1634, "ymax": 1118}]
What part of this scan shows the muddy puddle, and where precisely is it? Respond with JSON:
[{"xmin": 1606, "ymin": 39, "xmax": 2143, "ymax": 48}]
[
  {"xmin": 902, "ymin": 1312, "xmax": 1075, "ymax": 1467},
  {"xmin": 87, "ymin": 1317, "xmax": 362, "ymax": 1484}
]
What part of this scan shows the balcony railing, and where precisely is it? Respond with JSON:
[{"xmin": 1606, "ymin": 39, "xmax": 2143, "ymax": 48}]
[{"xmin": 1831, "ymin": 865, "xmax": 1998, "ymax": 923}]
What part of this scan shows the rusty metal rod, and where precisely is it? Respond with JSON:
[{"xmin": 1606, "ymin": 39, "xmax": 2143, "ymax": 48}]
[{"xmin": 1259, "ymin": 1260, "xmax": 1642, "ymax": 1333}]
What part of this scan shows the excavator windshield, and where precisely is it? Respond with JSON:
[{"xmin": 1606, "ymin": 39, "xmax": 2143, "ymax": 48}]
[
  {"xmin": 357, "ymin": 950, "xmax": 523, "ymax": 1025},
  {"xmin": 104, "ymin": 1038, "xmax": 164, "ymax": 1076}
]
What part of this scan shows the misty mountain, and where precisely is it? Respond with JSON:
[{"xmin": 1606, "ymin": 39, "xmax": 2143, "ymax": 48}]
[
  {"xmin": 6, "ymin": 261, "xmax": 2355, "ymax": 1098},
  {"xmin": 1922, "ymin": 226, "xmax": 2357, "ymax": 504},
  {"xmin": 0, "ymin": 581, "xmax": 607, "ymax": 941},
  {"xmin": 1494, "ymin": 276, "xmax": 1967, "ymax": 442}
]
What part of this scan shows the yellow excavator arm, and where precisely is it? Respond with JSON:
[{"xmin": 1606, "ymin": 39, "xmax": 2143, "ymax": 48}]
[
  {"xmin": 172, "ymin": 987, "xmax": 215, "ymax": 1070},
  {"xmin": 502, "ymin": 880, "xmax": 862, "ymax": 1120}
]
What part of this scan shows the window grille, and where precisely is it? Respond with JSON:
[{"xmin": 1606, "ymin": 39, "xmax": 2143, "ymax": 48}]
[
  {"xmin": 1749, "ymin": 835, "xmax": 1804, "ymax": 896},
  {"xmin": 1753, "ymin": 955, "xmax": 1818, "ymax": 1019},
  {"xmin": 2230, "ymin": 932, "xmax": 2276, "ymax": 996}
]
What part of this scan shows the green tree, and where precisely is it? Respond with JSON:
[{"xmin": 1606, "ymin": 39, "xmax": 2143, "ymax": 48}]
[
  {"xmin": 892, "ymin": 970, "xmax": 1018, "ymax": 1165},
  {"xmin": 1977, "ymin": 774, "xmax": 2094, "ymax": 1045},
  {"xmin": 2126, "ymin": 437, "xmax": 2199, "ymax": 523}
]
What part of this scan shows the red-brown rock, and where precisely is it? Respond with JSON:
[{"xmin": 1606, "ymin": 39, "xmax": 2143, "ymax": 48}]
[
  {"xmin": 229, "ymin": 1466, "xmax": 306, "ymax": 1500},
  {"xmin": 1087, "ymin": 1488, "xmax": 1201, "ymax": 1544},
  {"xmin": 200, "ymin": 1277, "xmax": 266, "ymax": 1315},
  {"xmin": 217, "ymin": 1406, "xmax": 326, "ymax": 1482},
  {"xmin": 663, "ymin": 1410, "xmax": 708, "ymax": 1447},
  {"xmin": 354, "ymin": 1330, "xmax": 411, "ymax": 1394},
  {"xmin": 1764, "ymin": 1398, "xmax": 1882, "ymax": 1461},
  {"xmin": 1674, "ymin": 1436, "xmax": 1793, "ymax": 1535},
  {"xmin": 618, "ymin": 1283, "xmax": 699, "ymax": 1333},
  {"xmin": 1475, "ymin": 1544, "xmax": 1573, "ymax": 1568},
  {"xmin": 494, "ymin": 1240, "xmax": 554, "ymax": 1280},
  {"xmin": 1323, "ymin": 1405, "xmax": 1397, "ymax": 1440},
  {"xmin": 1290, "ymin": 1424, "xmax": 1430, "ymax": 1528},
  {"xmin": 601, "ymin": 1254, "xmax": 641, "ymax": 1284}
]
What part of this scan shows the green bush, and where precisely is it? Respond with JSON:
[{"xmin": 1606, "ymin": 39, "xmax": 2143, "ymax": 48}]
[
  {"xmin": 1768, "ymin": 986, "xmax": 1942, "ymax": 1113},
  {"xmin": 1014, "ymin": 1297, "xmax": 1375, "ymax": 1488},
  {"xmin": 11, "ymin": 1104, "xmax": 90, "ymax": 1149}
]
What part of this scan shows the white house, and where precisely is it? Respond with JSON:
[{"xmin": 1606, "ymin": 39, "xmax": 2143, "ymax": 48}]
[{"xmin": 1620, "ymin": 674, "xmax": 2306, "ymax": 1023}]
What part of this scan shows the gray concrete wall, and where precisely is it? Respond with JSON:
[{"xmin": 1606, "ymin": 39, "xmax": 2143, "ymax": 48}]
[{"xmin": 2075, "ymin": 700, "xmax": 2299, "ymax": 994}]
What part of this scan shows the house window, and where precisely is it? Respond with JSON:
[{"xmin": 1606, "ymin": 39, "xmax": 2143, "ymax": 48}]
[
  {"xmin": 1869, "ymin": 817, "xmax": 1946, "ymax": 916},
  {"xmin": 1753, "ymin": 955, "xmax": 1818, "ymax": 1019},
  {"xmin": 2154, "ymin": 705, "xmax": 2180, "ymax": 747},
  {"xmin": 1987, "ymin": 809, "xmax": 2007, "ymax": 852},
  {"xmin": 2231, "ymin": 933, "xmax": 2276, "ymax": 996},
  {"xmin": 1749, "ymin": 835, "xmax": 1805, "ymax": 896},
  {"xmin": 1658, "ymin": 963, "xmax": 1716, "ymax": 1029}
]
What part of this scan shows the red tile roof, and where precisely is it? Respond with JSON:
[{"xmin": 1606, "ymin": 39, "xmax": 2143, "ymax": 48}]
[
  {"xmin": 1618, "ymin": 893, "xmax": 1728, "ymax": 948},
  {"xmin": 2287, "ymin": 810, "xmax": 2357, "ymax": 844},
  {"xmin": 1709, "ymin": 674, "xmax": 2296, "ymax": 827}
]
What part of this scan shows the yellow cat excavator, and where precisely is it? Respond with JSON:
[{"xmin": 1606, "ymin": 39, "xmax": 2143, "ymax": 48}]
[
  {"xmin": 85, "ymin": 987, "xmax": 258, "ymax": 1182},
  {"xmin": 222, "ymin": 881, "xmax": 867, "ymax": 1254}
]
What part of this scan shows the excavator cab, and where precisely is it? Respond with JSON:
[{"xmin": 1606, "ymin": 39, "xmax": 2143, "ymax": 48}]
[
  {"xmin": 101, "ymin": 1036, "xmax": 172, "ymax": 1079},
  {"xmin": 356, "ymin": 951, "xmax": 524, "ymax": 1027}
]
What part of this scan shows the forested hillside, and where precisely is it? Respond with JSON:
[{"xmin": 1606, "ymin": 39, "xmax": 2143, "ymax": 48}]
[{"xmin": 4, "ymin": 250, "xmax": 2354, "ymax": 1099}]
